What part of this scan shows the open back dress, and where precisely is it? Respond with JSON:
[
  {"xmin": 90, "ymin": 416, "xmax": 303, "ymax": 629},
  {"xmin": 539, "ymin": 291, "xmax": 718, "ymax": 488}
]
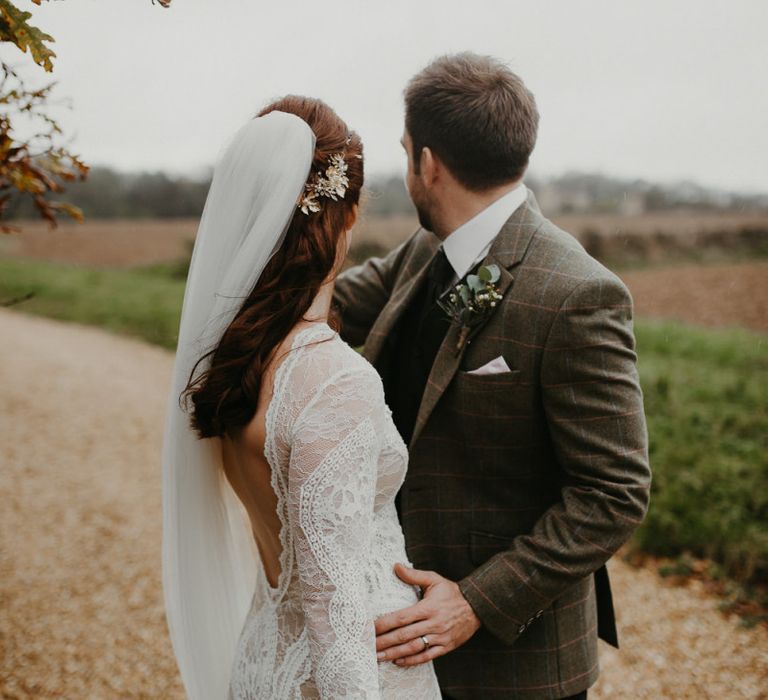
[{"xmin": 227, "ymin": 322, "xmax": 441, "ymax": 699}]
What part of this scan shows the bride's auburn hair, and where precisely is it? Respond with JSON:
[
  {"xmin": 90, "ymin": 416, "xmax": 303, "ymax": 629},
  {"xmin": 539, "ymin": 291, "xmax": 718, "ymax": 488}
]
[{"xmin": 182, "ymin": 96, "xmax": 364, "ymax": 439}]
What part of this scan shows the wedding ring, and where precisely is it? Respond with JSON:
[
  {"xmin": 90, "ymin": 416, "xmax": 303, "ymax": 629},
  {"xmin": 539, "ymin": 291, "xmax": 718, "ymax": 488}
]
[{"xmin": 420, "ymin": 635, "xmax": 430, "ymax": 650}]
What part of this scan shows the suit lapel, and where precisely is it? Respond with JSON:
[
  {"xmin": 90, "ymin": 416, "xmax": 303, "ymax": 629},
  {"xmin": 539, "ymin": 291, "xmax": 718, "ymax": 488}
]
[{"xmin": 409, "ymin": 197, "xmax": 542, "ymax": 447}]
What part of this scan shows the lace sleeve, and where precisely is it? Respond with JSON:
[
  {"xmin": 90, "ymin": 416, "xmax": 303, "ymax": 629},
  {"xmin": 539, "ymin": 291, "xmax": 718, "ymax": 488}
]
[{"xmin": 287, "ymin": 365, "xmax": 383, "ymax": 698}]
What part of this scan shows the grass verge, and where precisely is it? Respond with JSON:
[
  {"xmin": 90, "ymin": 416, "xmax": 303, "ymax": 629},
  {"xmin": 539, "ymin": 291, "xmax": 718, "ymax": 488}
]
[
  {"xmin": 0, "ymin": 257, "xmax": 185, "ymax": 349},
  {"xmin": 632, "ymin": 319, "xmax": 767, "ymax": 584}
]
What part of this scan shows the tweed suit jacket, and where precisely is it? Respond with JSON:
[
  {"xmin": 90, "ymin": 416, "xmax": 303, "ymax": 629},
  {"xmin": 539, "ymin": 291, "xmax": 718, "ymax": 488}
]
[{"xmin": 333, "ymin": 191, "xmax": 651, "ymax": 699}]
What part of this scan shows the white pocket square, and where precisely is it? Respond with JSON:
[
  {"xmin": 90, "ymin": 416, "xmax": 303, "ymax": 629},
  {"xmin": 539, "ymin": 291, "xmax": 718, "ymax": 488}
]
[{"xmin": 466, "ymin": 355, "xmax": 512, "ymax": 376}]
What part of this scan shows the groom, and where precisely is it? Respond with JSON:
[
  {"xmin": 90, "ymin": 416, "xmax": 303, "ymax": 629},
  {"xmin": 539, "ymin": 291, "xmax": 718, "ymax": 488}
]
[{"xmin": 334, "ymin": 53, "xmax": 651, "ymax": 699}]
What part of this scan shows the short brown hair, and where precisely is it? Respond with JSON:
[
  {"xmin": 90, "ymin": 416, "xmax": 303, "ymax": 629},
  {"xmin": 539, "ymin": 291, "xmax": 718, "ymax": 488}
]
[{"xmin": 405, "ymin": 52, "xmax": 538, "ymax": 191}]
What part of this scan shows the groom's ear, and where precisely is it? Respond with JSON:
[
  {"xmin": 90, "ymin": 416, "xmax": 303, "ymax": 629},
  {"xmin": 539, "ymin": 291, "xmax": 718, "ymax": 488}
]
[{"xmin": 419, "ymin": 146, "xmax": 439, "ymax": 187}]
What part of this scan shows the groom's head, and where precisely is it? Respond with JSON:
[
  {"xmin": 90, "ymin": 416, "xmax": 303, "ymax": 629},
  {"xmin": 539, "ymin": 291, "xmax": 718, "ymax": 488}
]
[{"xmin": 402, "ymin": 52, "xmax": 538, "ymax": 234}]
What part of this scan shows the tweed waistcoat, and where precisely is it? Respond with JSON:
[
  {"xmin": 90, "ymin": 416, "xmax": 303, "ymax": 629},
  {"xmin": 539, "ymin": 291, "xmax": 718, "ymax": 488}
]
[{"xmin": 384, "ymin": 250, "xmax": 453, "ymax": 448}]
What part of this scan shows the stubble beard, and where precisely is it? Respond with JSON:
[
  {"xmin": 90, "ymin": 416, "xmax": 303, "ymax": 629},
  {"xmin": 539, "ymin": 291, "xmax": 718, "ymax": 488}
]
[
  {"xmin": 406, "ymin": 175, "xmax": 434, "ymax": 233},
  {"xmin": 415, "ymin": 204, "xmax": 433, "ymax": 233}
]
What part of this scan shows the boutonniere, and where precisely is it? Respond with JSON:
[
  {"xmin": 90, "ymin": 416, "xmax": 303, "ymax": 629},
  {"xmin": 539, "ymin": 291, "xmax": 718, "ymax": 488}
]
[{"xmin": 437, "ymin": 264, "xmax": 503, "ymax": 353}]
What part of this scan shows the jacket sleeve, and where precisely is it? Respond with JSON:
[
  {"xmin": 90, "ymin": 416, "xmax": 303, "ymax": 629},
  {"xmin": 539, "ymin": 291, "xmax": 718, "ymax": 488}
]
[
  {"xmin": 288, "ymin": 367, "xmax": 383, "ymax": 697},
  {"xmin": 333, "ymin": 237, "xmax": 412, "ymax": 348},
  {"xmin": 457, "ymin": 272, "xmax": 651, "ymax": 646}
]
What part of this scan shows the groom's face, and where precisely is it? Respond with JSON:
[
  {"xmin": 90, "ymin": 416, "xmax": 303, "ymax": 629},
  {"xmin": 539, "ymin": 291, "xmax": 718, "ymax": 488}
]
[{"xmin": 401, "ymin": 130, "xmax": 433, "ymax": 232}]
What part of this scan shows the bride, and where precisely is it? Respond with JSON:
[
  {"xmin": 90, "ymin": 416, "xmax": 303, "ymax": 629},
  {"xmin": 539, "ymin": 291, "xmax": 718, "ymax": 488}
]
[{"xmin": 161, "ymin": 96, "xmax": 441, "ymax": 699}]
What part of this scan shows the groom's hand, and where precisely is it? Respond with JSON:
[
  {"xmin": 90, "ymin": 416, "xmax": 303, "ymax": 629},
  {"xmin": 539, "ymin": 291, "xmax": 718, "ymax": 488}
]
[{"xmin": 374, "ymin": 563, "xmax": 481, "ymax": 666}]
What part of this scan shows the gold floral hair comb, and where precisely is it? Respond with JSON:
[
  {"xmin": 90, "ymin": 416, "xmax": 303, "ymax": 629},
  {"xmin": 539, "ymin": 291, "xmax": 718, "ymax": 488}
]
[{"xmin": 298, "ymin": 153, "xmax": 349, "ymax": 215}]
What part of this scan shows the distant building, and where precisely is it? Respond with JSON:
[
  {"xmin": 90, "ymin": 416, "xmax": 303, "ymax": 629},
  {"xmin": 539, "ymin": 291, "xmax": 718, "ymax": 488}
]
[
  {"xmin": 619, "ymin": 191, "xmax": 646, "ymax": 216},
  {"xmin": 537, "ymin": 183, "xmax": 592, "ymax": 214}
]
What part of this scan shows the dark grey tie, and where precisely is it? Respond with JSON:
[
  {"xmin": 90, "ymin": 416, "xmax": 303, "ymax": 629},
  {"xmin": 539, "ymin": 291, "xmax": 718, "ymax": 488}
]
[{"xmin": 426, "ymin": 247, "xmax": 455, "ymax": 303}]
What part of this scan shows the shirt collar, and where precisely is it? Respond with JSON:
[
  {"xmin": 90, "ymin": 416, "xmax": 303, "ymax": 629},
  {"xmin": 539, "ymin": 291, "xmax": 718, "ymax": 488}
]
[{"xmin": 441, "ymin": 182, "xmax": 528, "ymax": 280}]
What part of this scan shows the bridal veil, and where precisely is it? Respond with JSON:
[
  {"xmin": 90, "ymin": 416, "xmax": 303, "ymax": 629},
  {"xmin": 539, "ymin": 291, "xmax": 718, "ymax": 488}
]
[{"xmin": 161, "ymin": 111, "xmax": 315, "ymax": 699}]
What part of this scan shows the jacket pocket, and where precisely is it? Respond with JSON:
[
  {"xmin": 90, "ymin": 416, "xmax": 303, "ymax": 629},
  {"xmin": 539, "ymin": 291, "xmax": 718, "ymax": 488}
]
[{"xmin": 454, "ymin": 368, "xmax": 522, "ymax": 388}]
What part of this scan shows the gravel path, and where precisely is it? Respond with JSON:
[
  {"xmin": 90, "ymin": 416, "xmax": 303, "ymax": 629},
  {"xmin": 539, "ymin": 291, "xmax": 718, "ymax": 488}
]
[{"xmin": 1, "ymin": 309, "xmax": 766, "ymax": 699}]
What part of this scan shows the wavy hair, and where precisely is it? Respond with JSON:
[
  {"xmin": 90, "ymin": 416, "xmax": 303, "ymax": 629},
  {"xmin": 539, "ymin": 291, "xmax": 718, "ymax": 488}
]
[{"xmin": 181, "ymin": 96, "xmax": 363, "ymax": 439}]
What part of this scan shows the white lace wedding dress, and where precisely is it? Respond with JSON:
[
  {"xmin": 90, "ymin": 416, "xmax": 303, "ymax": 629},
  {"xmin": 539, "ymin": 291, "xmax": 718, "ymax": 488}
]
[{"xmin": 227, "ymin": 322, "xmax": 442, "ymax": 699}]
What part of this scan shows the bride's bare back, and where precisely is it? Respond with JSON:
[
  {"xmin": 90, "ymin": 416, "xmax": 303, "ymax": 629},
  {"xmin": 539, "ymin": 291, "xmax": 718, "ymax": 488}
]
[
  {"xmin": 222, "ymin": 320, "xmax": 442, "ymax": 698},
  {"xmin": 220, "ymin": 321, "xmax": 320, "ymax": 589}
]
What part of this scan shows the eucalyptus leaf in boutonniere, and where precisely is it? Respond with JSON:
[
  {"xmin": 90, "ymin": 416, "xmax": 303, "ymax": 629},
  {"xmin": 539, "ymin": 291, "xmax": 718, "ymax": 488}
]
[{"xmin": 437, "ymin": 264, "xmax": 504, "ymax": 353}]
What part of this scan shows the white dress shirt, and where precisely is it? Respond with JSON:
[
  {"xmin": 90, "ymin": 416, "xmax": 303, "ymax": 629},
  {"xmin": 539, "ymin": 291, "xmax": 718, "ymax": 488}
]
[{"xmin": 440, "ymin": 182, "xmax": 528, "ymax": 290}]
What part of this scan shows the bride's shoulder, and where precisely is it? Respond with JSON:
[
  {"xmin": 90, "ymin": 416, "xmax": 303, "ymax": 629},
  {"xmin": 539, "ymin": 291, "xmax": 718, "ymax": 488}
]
[{"xmin": 280, "ymin": 322, "xmax": 382, "ymax": 400}]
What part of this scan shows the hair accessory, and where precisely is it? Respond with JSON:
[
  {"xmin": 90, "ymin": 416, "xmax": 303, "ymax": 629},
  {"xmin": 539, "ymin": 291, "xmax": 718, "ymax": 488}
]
[{"xmin": 298, "ymin": 153, "xmax": 349, "ymax": 215}]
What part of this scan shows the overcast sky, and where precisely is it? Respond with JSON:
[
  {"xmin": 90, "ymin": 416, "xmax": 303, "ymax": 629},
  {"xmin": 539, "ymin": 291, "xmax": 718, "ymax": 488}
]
[{"xmin": 6, "ymin": 0, "xmax": 767, "ymax": 192}]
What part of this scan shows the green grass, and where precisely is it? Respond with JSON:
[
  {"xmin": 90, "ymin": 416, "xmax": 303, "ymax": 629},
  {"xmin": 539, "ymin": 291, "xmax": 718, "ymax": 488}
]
[
  {"xmin": 0, "ymin": 257, "xmax": 185, "ymax": 349},
  {"xmin": 633, "ymin": 320, "xmax": 768, "ymax": 582},
  {"xmin": 1, "ymin": 257, "xmax": 766, "ymax": 584}
]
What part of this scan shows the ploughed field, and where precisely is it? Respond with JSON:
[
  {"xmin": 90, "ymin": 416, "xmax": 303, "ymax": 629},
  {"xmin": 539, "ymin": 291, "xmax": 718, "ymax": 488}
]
[
  {"xmin": 1, "ymin": 213, "xmax": 766, "ymax": 331},
  {"xmin": 621, "ymin": 261, "xmax": 768, "ymax": 332}
]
